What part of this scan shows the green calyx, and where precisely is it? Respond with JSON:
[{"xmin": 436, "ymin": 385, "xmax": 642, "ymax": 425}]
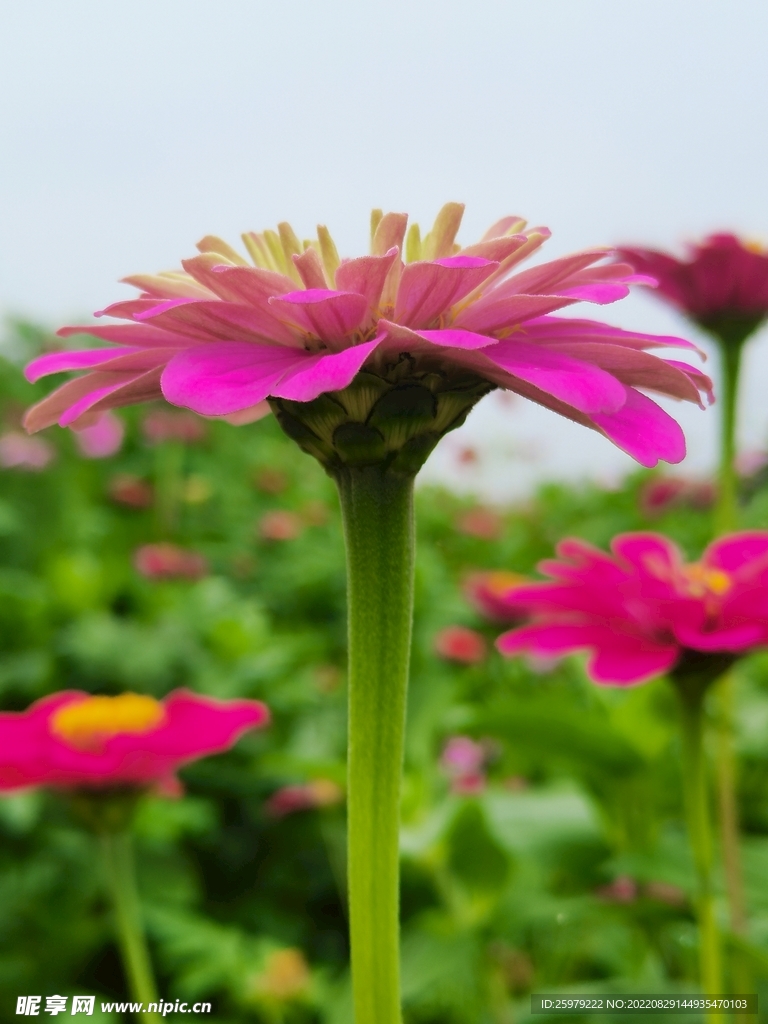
[
  {"xmin": 270, "ymin": 355, "xmax": 493, "ymax": 476},
  {"xmin": 669, "ymin": 648, "xmax": 737, "ymax": 706},
  {"xmin": 697, "ymin": 311, "xmax": 765, "ymax": 350}
]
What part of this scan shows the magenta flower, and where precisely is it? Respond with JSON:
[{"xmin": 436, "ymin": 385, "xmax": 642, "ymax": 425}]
[
  {"xmin": 496, "ymin": 532, "xmax": 768, "ymax": 685},
  {"xmin": 433, "ymin": 624, "xmax": 487, "ymax": 663},
  {"xmin": 134, "ymin": 542, "xmax": 208, "ymax": 580},
  {"xmin": 0, "ymin": 689, "xmax": 269, "ymax": 791},
  {"xmin": 25, "ymin": 205, "xmax": 712, "ymax": 469},
  {"xmin": 618, "ymin": 234, "xmax": 768, "ymax": 334}
]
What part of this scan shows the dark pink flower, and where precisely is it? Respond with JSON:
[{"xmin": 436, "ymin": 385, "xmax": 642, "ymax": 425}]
[
  {"xmin": 619, "ymin": 234, "xmax": 768, "ymax": 331},
  {"xmin": 464, "ymin": 570, "xmax": 529, "ymax": 621},
  {"xmin": 638, "ymin": 476, "xmax": 716, "ymax": 518},
  {"xmin": 434, "ymin": 625, "xmax": 487, "ymax": 663},
  {"xmin": 496, "ymin": 532, "xmax": 768, "ymax": 685},
  {"xmin": 25, "ymin": 206, "xmax": 712, "ymax": 469},
  {"xmin": 0, "ymin": 689, "xmax": 269, "ymax": 791},
  {"xmin": 258, "ymin": 510, "xmax": 303, "ymax": 541},
  {"xmin": 265, "ymin": 779, "xmax": 344, "ymax": 817},
  {"xmin": 73, "ymin": 411, "xmax": 125, "ymax": 458},
  {"xmin": 134, "ymin": 543, "xmax": 207, "ymax": 580}
]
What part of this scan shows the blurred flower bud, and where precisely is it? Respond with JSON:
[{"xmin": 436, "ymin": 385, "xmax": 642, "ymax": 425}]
[
  {"xmin": 433, "ymin": 625, "xmax": 487, "ymax": 663},
  {"xmin": 258, "ymin": 510, "xmax": 303, "ymax": 541},
  {"xmin": 134, "ymin": 543, "xmax": 208, "ymax": 580},
  {"xmin": 251, "ymin": 948, "xmax": 310, "ymax": 1001},
  {"xmin": 455, "ymin": 506, "xmax": 503, "ymax": 540},
  {"xmin": 254, "ymin": 467, "xmax": 289, "ymax": 494},
  {"xmin": 441, "ymin": 735, "xmax": 487, "ymax": 794},
  {"xmin": 595, "ymin": 875, "xmax": 637, "ymax": 903},
  {"xmin": 464, "ymin": 570, "xmax": 529, "ymax": 621},
  {"xmin": 0, "ymin": 432, "xmax": 54, "ymax": 470},
  {"xmin": 265, "ymin": 778, "xmax": 343, "ymax": 817},
  {"xmin": 109, "ymin": 474, "xmax": 154, "ymax": 508}
]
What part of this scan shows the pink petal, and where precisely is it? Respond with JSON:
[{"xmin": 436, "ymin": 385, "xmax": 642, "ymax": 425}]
[
  {"xmin": 454, "ymin": 293, "xmax": 579, "ymax": 332},
  {"xmin": 590, "ymin": 387, "xmax": 687, "ymax": 467},
  {"xmin": 519, "ymin": 316, "xmax": 699, "ymax": 352},
  {"xmin": 559, "ymin": 282, "xmax": 631, "ymax": 304},
  {"xmin": 24, "ymin": 372, "xmax": 139, "ymax": 432},
  {"xmin": 704, "ymin": 532, "xmax": 768, "ymax": 573},
  {"xmin": 488, "ymin": 250, "xmax": 608, "ymax": 300},
  {"xmin": 394, "ymin": 259, "xmax": 498, "ymax": 329},
  {"xmin": 26, "ymin": 348, "xmax": 141, "ymax": 382},
  {"xmin": 58, "ymin": 323, "xmax": 201, "ymax": 348},
  {"xmin": 137, "ymin": 299, "xmax": 300, "ymax": 347},
  {"xmin": 483, "ymin": 338, "xmax": 627, "ymax": 414},
  {"xmin": 673, "ymin": 622, "xmax": 766, "ymax": 652},
  {"xmin": 378, "ymin": 320, "xmax": 498, "ymax": 351},
  {"xmin": 161, "ymin": 341, "xmax": 308, "ymax": 416},
  {"xmin": 268, "ymin": 289, "xmax": 368, "ymax": 343},
  {"xmin": 61, "ymin": 368, "xmax": 164, "ymax": 426},
  {"xmin": 335, "ymin": 249, "xmax": 399, "ymax": 313},
  {"xmin": 271, "ymin": 338, "xmax": 382, "ymax": 402},
  {"xmin": 182, "ymin": 256, "xmax": 296, "ymax": 303}
]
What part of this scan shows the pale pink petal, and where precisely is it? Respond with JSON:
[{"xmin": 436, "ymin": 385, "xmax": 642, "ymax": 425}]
[
  {"xmin": 61, "ymin": 368, "xmax": 165, "ymax": 426},
  {"xmin": 58, "ymin": 324, "xmax": 201, "ymax": 348},
  {"xmin": 121, "ymin": 272, "xmax": 214, "ymax": 300},
  {"xmin": 517, "ymin": 316, "xmax": 699, "ymax": 352},
  {"xmin": 378, "ymin": 320, "xmax": 498, "ymax": 351},
  {"xmin": 483, "ymin": 338, "xmax": 627, "ymax": 414},
  {"xmin": 221, "ymin": 401, "xmax": 272, "ymax": 425},
  {"xmin": 590, "ymin": 387, "xmax": 686, "ymax": 467},
  {"xmin": 182, "ymin": 255, "xmax": 295, "ymax": 303},
  {"xmin": 487, "ymin": 250, "xmax": 608, "ymax": 299},
  {"xmin": 335, "ymin": 249, "xmax": 399, "ymax": 313},
  {"xmin": 559, "ymin": 282, "xmax": 632, "ymax": 304},
  {"xmin": 454, "ymin": 293, "xmax": 579, "ymax": 332},
  {"xmin": 268, "ymin": 289, "xmax": 368, "ymax": 343},
  {"xmin": 24, "ymin": 373, "xmax": 137, "ymax": 432},
  {"xmin": 161, "ymin": 342, "xmax": 307, "ymax": 416},
  {"xmin": 271, "ymin": 338, "xmax": 383, "ymax": 402},
  {"xmin": 137, "ymin": 299, "xmax": 300, "ymax": 347},
  {"xmin": 394, "ymin": 258, "xmax": 499, "ymax": 329},
  {"xmin": 292, "ymin": 248, "xmax": 328, "ymax": 290}
]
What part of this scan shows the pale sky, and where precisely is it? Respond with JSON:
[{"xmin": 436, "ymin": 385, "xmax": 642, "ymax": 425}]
[{"xmin": 2, "ymin": 1, "xmax": 767, "ymax": 498}]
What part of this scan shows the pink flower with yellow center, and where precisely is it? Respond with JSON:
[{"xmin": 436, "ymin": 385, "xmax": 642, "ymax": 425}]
[
  {"xmin": 25, "ymin": 205, "xmax": 712, "ymax": 470},
  {"xmin": 495, "ymin": 532, "xmax": 768, "ymax": 684},
  {"xmin": 0, "ymin": 689, "xmax": 269, "ymax": 790}
]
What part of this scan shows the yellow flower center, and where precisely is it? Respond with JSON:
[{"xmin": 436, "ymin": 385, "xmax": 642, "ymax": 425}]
[
  {"xmin": 481, "ymin": 570, "xmax": 528, "ymax": 597},
  {"xmin": 680, "ymin": 562, "xmax": 732, "ymax": 599},
  {"xmin": 50, "ymin": 693, "xmax": 165, "ymax": 751}
]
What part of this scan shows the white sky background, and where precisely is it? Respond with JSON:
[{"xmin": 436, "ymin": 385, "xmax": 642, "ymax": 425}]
[{"xmin": 1, "ymin": 1, "xmax": 767, "ymax": 501}]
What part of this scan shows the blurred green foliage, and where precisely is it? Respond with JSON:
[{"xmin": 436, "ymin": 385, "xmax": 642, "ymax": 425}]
[{"xmin": 1, "ymin": 321, "xmax": 768, "ymax": 1023}]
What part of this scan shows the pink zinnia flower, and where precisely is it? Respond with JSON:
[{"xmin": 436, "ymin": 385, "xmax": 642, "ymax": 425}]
[
  {"xmin": 496, "ymin": 531, "xmax": 768, "ymax": 685},
  {"xmin": 433, "ymin": 625, "xmax": 487, "ymax": 663},
  {"xmin": 24, "ymin": 205, "xmax": 712, "ymax": 469},
  {"xmin": 0, "ymin": 689, "xmax": 269, "ymax": 791},
  {"xmin": 73, "ymin": 410, "xmax": 125, "ymax": 458},
  {"xmin": 134, "ymin": 542, "xmax": 208, "ymax": 580},
  {"xmin": 265, "ymin": 778, "xmax": 343, "ymax": 817},
  {"xmin": 619, "ymin": 234, "xmax": 768, "ymax": 337}
]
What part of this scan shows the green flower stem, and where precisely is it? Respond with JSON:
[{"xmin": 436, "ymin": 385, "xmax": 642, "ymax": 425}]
[
  {"xmin": 101, "ymin": 830, "xmax": 162, "ymax": 1024},
  {"xmin": 676, "ymin": 684, "xmax": 723, "ymax": 1000},
  {"xmin": 334, "ymin": 466, "xmax": 415, "ymax": 1024},
  {"xmin": 714, "ymin": 340, "xmax": 744, "ymax": 535}
]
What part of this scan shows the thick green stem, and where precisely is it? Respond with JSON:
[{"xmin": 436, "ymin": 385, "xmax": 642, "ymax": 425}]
[
  {"xmin": 101, "ymin": 831, "xmax": 162, "ymax": 1023},
  {"xmin": 334, "ymin": 466, "xmax": 415, "ymax": 1024},
  {"xmin": 676, "ymin": 685, "xmax": 723, "ymax": 999},
  {"xmin": 714, "ymin": 341, "xmax": 743, "ymax": 535}
]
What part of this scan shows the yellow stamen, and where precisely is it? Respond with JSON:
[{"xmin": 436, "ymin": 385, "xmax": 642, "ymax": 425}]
[
  {"xmin": 369, "ymin": 209, "xmax": 384, "ymax": 251},
  {"xmin": 278, "ymin": 222, "xmax": 303, "ymax": 283},
  {"xmin": 482, "ymin": 570, "xmax": 527, "ymax": 597},
  {"xmin": 682, "ymin": 562, "xmax": 732, "ymax": 598},
  {"xmin": 317, "ymin": 225, "xmax": 341, "ymax": 284},
  {"xmin": 51, "ymin": 693, "xmax": 165, "ymax": 751},
  {"xmin": 422, "ymin": 202, "xmax": 465, "ymax": 260},
  {"xmin": 405, "ymin": 222, "xmax": 422, "ymax": 263},
  {"xmin": 743, "ymin": 238, "xmax": 767, "ymax": 254},
  {"xmin": 195, "ymin": 236, "xmax": 249, "ymax": 266},
  {"xmin": 242, "ymin": 231, "xmax": 274, "ymax": 270}
]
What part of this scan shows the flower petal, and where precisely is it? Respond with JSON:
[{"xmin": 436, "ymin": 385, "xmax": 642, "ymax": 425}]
[
  {"xmin": 268, "ymin": 289, "xmax": 368, "ymax": 344},
  {"xmin": 590, "ymin": 387, "xmax": 686, "ymax": 467},
  {"xmin": 271, "ymin": 337, "xmax": 383, "ymax": 402},
  {"xmin": 394, "ymin": 258, "xmax": 498, "ymax": 329},
  {"xmin": 161, "ymin": 341, "xmax": 307, "ymax": 416},
  {"xmin": 138, "ymin": 299, "xmax": 300, "ymax": 347},
  {"xmin": 334, "ymin": 249, "xmax": 399, "ymax": 313},
  {"xmin": 25, "ymin": 348, "xmax": 141, "ymax": 382}
]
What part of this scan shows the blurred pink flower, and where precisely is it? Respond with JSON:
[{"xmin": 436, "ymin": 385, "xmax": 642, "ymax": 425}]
[
  {"xmin": 440, "ymin": 736, "xmax": 487, "ymax": 794},
  {"xmin": 265, "ymin": 778, "xmax": 344, "ymax": 817},
  {"xmin": 0, "ymin": 431, "xmax": 54, "ymax": 470},
  {"xmin": 434, "ymin": 625, "xmax": 487, "ymax": 663},
  {"xmin": 24, "ymin": 205, "xmax": 712, "ymax": 469},
  {"xmin": 142, "ymin": 408, "xmax": 208, "ymax": 444},
  {"xmin": 456, "ymin": 507, "xmax": 504, "ymax": 540},
  {"xmin": 73, "ymin": 410, "xmax": 125, "ymax": 458},
  {"xmin": 496, "ymin": 531, "xmax": 768, "ymax": 685},
  {"xmin": 638, "ymin": 476, "xmax": 716, "ymax": 518},
  {"xmin": 258, "ymin": 510, "xmax": 303, "ymax": 541},
  {"xmin": 0, "ymin": 689, "xmax": 269, "ymax": 791},
  {"xmin": 619, "ymin": 234, "xmax": 768, "ymax": 329},
  {"xmin": 595, "ymin": 876, "xmax": 637, "ymax": 903},
  {"xmin": 109, "ymin": 473, "xmax": 154, "ymax": 508},
  {"xmin": 134, "ymin": 542, "xmax": 208, "ymax": 580},
  {"xmin": 464, "ymin": 570, "xmax": 529, "ymax": 621}
]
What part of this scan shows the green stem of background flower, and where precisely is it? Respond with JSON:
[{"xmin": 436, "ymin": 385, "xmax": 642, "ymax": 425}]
[
  {"xmin": 675, "ymin": 683, "xmax": 723, "ymax": 1000},
  {"xmin": 714, "ymin": 340, "xmax": 743, "ymax": 535},
  {"xmin": 101, "ymin": 830, "xmax": 162, "ymax": 1024},
  {"xmin": 335, "ymin": 466, "xmax": 415, "ymax": 1024}
]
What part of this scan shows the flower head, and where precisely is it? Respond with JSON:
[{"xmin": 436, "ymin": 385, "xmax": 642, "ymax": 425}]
[
  {"xmin": 618, "ymin": 234, "xmax": 768, "ymax": 344},
  {"xmin": 496, "ymin": 531, "xmax": 768, "ymax": 685},
  {"xmin": 0, "ymin": 689, "xmax": 269, "ymax": 791},
  {"xmin": 25, "ymin": 205, "xmax": 712, "ymax": 470}
]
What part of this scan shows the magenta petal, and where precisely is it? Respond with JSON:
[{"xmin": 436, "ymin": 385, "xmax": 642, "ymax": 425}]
[
  {"xmin": 560, "ymin": 282, "xmax": 631, "ymax": 304},
  {"xmin": 380, "ymin": 321, "xmax": 498, "ymax": 351},
  {"xmin": 588, "ymin": 643, "xmax": 679, "ymax": 684},
  {"xmin": 673, "ymin": 622, "xmax": 766, "ymax": 652},
  {"xmin": 271, "ymin": 338, "xmax": 382, "ymax": 402},
  {"xmin": 484, "ymin": 338, "xmax": 627, "ymax": 414},
  {"xmin": 268, "ymin": 290, "xmax": 368, "ymax": 342},
  {"xmin": 590, "ymin": 388, "xmax": 686, "ymax": 467},
  {"xmin": 161, "ymin": 342, "xmax": 307, "ymax": 416},
  {"xmin": 704, "ymin": 532, "xmax": 768, "ymax": 573},
  {"xmin": 26, "ymin": 348, "xmax": 140, "ymax": 382}
]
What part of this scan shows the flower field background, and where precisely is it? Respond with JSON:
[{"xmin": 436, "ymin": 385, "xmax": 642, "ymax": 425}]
[{"xmin": 3, "ymin": 321, "xmax": 768, "ymax": 1022}]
